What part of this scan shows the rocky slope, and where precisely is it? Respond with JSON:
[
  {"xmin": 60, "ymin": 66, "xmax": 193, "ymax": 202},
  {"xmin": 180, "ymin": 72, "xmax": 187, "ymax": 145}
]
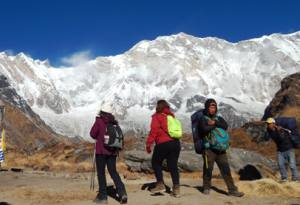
[
  {"xmin": 263, "ymin": 72, "xmax": 300, "ymax": 125},
  {"xmin": 246, "ymin": 72, "xmax": 300, "ymax": 146},
  {"xmin": 0, "ymin": 75, "xmax": 61, "ymax": 153},
  {"xmin": 0, "ymin": 75, "xmax": 93, "ymax": 171},
  {"xmin": 233, "ymin": 72, "xmax": 300, "ymax": 165}
]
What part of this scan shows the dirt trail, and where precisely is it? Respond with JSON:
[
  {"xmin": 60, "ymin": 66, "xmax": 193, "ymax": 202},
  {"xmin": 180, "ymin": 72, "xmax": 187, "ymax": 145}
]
[{"xmin": 0, "ymin": 170, "xmax": 300, "ymax": 205}]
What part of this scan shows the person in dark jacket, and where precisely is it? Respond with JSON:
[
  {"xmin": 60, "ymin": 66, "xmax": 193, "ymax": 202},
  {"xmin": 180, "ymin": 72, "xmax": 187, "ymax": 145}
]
[
  {"xmin": 146, "ymin": 100, "xmax": 181, "ymax": 197},
  {"xmin": 199, "ymin": 99, "xmax": 244, "ymax": 197},
  {"xmin": 90, "ymin": 105, "xmax": 127, "ymax": 204},
  {"xmin": 264, "ymin": 117, "xmax": 299, "ymax": 182}
]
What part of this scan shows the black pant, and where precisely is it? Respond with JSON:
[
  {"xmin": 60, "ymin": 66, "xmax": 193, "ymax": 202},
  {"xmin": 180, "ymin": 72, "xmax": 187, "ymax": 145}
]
[
  {"xmin": 202, "ymin": 149, "xmax": 237, "ymax": 192},
  {"xmin": 152, "ymin": 140, "xmax": 181, "ymax": 185},
  {"xmin": 96, "ymin": 154, "xmax": 126, "ymax": 198}
]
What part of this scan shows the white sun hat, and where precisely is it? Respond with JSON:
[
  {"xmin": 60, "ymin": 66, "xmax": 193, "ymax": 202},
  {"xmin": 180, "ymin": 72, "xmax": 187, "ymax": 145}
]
[{"xmin": 101, "ymin": 104, "xmax": 114, "ymax": 114}]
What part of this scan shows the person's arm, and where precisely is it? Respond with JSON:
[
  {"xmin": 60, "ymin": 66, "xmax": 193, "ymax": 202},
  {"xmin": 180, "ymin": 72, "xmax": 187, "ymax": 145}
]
[
  {"xmin": 90, "ymin": 118, "xmax": 100, "ymax": 140},
  {"xmin": 199, "ymin": 117, "xmax": 216, "ymax": 133},
  {"xmin": 215, "ymin": 117, "xmax": 228, "ymax": 130},
  {"xmin": 277, "ymin": 126, "xmax": 292, "ymax": 135},
  {"xmin": 146, "ymin": 116, "xmax": 160, "ymax": 153}
]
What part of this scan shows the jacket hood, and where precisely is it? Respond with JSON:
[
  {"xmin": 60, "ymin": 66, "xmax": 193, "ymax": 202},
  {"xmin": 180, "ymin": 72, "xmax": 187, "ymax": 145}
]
[
  {"xmin": 153, "ymin": 107, "xmax": 175, "ymax": 117},
  {"xmin": 98, "ymin": 111, "xmax": 118, "ymax": 124},
  {"xmin": 204, "ymin": 98, "xmax": 218, "ymax": 117}
]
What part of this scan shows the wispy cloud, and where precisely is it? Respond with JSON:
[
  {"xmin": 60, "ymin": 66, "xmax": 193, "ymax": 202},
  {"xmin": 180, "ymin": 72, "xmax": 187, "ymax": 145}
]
[
  {"xmin": 61, "ymin": 50, "xmax": 92, "ymax": 66},
  {"xmin": 4, "ymin": 49, "xmax": 15, "ymax": 56}
]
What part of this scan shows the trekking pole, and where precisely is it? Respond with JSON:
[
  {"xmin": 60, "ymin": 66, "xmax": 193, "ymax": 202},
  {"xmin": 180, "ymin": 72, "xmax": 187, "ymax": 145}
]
[
  {"xmin": 90, "ymin": 143, "xmax": 96, "ymax": 191},
  {"xmin": 204, "ymin": 137, "xmax": 209, "ymax": 169},
  {"xmin": 204, "ymin": 152, "xmax": 208, "ymax": 169}
]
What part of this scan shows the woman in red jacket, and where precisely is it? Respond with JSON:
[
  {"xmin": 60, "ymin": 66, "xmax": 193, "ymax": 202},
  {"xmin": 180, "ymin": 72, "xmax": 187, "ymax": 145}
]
[{"xmin": 146, "ymin": 100, "xmax": 181, "ymax": 197}]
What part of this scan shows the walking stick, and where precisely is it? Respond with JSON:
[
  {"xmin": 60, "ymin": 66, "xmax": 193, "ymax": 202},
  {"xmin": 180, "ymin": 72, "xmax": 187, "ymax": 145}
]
[
  {"xmin": 90, "ymin": 143, "xmax": 96, "ymax": 191},
  {"xmin": 204, "ymin": 137, "xmax": 209, "ymax": 169}
]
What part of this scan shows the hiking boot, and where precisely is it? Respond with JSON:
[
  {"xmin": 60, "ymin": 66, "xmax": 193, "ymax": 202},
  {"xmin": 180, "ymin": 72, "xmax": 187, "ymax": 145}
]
[
  {"xmin": 171, "ymin": 185, "xmax": 180, "ymax": 198},
  {"xmin": 150, "ymin": 181, "xmax": 165, "ymax": 193},
  {"xmin": 117, "ymin": 188, "xmax": 128, "ymax": 204},
  {"xmin": 228, "ymin": 190, "xmax": 244, "ymax": 197},
  {"xmin": 94, "ymin": 193, "xmax": 108, "ymax": 204},
  {"xmin": 280, "ymin": 179, "xmax": 288, "ymax": 183},
  {"xmin": 203, "ymin": 189, "xmax": 210, "ymax": 195},
  {"xmin": 120, "ymin": 194, "xmax": 128, "ymax": 204}
]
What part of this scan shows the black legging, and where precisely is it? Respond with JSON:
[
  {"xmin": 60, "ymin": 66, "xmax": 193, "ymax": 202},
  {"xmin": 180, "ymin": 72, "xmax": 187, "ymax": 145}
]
[
  {"xmin": 151, "ymin": 140, "xmax": 181, "ymax": 185},
  {"xmin": 96, "ymin": 154, "xmax": 126, "ymax": 198}
]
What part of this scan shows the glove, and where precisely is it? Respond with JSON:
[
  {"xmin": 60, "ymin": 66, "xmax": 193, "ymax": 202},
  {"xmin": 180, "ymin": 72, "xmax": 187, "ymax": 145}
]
[
  {"xmin": 146, "ymin": 145, "xmax": 152, "ymax": 153},
  {"xmin": 204, "ymin": 142, "xmax": 210, "ymax": 149}
]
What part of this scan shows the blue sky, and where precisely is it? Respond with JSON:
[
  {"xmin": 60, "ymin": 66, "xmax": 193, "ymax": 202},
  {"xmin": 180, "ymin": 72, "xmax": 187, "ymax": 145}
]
[{"xmin": 0, "ymin": 0, "xmax": 299, "ymax": 66}]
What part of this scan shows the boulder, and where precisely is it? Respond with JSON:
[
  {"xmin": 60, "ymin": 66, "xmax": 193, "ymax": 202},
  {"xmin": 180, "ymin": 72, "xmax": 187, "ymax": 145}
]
[{"xmin": 124, "ymin": 147, "xmax": 277, "ymax": 176}]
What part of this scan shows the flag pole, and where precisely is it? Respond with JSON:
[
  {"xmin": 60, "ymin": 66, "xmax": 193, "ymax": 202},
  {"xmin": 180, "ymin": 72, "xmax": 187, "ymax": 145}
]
[{"xmin": 0, "ymin": 102, "xmax": 5, "ymax": 169}]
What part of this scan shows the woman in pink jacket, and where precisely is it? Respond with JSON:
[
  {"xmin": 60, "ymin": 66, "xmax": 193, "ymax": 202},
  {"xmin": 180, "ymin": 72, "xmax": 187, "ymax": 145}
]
[{"xmin": 90, "ymin": 105, "xmax": 127, "ymax": 204}]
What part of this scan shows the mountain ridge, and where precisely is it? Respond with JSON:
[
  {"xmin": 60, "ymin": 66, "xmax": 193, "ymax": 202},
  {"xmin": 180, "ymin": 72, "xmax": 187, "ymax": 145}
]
[{"xmin": 1, "ymin": 31, "xmax": 300, "ymax": 139}]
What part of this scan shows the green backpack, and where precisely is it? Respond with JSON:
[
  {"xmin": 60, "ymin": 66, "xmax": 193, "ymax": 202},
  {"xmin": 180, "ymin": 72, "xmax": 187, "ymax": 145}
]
[
  {"xmin": 165, "ymin": 115, "xmax": 183, "ymax": 139},
  {"xmin": 204, "ymin": 116, "xmax": 230, "ymax": 151}
]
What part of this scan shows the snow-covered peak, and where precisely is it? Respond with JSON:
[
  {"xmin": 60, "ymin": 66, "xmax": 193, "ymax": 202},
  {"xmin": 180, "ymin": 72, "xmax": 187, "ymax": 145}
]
[
  {"xmin": 0, "ymin": 52, "xmax": 8, "ymax": 58},
  {"xmin": 16, "ymin": 52, "xmax": 28, "ymax": 58},
  {"xmin": 0, "ymin": 31, "xmax": 300, "ymax": 139}
]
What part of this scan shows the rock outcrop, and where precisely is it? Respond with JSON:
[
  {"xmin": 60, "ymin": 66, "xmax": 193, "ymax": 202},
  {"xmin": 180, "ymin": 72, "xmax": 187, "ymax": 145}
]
[
  {"xmin": 263, "ymin": 72, "xmax": 300, "ymax": 125},
  {"xmin": 124, "ymin": 143, "xmax": 277, "ymax": 177}
]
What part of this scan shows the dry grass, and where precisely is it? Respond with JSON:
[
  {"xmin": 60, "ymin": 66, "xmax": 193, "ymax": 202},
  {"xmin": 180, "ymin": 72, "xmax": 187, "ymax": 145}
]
[
  {"xmin": 229, "ymin": 128, "xmax": 277, "ymax": 160},
  {"xmin": 238, "ymin": 178, "xmax": 300, "ymax": 197},
  {"xmin": 4, "ymin": 149, "xmax": 94, "ymax": 172}
]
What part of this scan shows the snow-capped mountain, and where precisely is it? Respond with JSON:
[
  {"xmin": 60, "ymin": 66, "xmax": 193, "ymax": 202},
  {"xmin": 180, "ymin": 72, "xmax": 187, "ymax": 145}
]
[{"xmin": 1, "ymin": 31, "xmax": 300, "ymax": 139}]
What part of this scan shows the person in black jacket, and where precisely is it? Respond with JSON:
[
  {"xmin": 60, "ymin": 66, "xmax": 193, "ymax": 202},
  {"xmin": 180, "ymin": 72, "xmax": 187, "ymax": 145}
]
[
  {"xmin": 264, "ymin": 117, "xmax": 299, "ymax": 182},
  {"xmin": 199, "ymin": 99, "xmax": 244, "ymax": 197}
]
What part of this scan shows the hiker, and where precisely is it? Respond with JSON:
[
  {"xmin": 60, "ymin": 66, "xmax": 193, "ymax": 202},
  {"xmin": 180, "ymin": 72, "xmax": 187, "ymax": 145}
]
[
  {"xmin": 264, "ymin": 117, "xmax": 299, "ymax": 182},
  {"xmin": 146, "ymin": 100, "xmax": 182, "ymax": 197},
  {"xmin": 198, "ymin": 99, "xmax": 244, "ymax": 197},
  {"xmin": 90, "ymin": 105, "xmax": 128, "ymax": 204}
]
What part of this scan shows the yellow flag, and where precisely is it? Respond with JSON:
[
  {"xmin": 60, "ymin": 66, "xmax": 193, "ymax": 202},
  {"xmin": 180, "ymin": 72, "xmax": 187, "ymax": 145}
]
[{"xmin": 1, "ymin": 128, "xmax": 5, "ymax": 152}]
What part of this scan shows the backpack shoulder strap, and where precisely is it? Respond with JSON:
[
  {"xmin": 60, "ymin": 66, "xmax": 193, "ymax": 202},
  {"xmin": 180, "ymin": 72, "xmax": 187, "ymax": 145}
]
[
  {"xmin": 204, "ymin": 115, "xmax": 219, "ymax": 121},
  {"xmin": 155, "ymin": 114, "xmax": 170, "ymax": 136}
]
